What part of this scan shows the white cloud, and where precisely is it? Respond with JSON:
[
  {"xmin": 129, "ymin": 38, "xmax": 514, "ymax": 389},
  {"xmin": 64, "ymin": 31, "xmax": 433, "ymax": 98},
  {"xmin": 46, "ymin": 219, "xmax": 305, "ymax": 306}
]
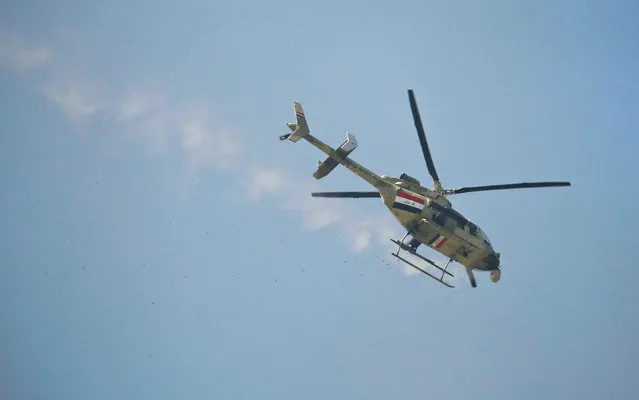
[
  {"xmin": 241, "ymin": 165, "xmax": 399, "ymax": 249},
  {"xmin": 43, "ymin": 83, "xmax": 104, "ymax": 121},
  {"xmin": 293, "ymin": 198, "xmax": 345, "ymax": 231},
  {"xmin": 280, "ymin": 183, "xmax": 347, "ymax": 231},
  {"xmin": 343, "ymin": 214, "xmax": 401, "ymax": 253},
  {"xmin": 180, "ymin": 118, "xmax": 241, "ymax": 170},
  {"xmin": 6, "ymin": 32, "xmax": 431, "ymax": 275},
  {"xmin": 351, "ymin": 231, "xmax": 373, "ymax": 252},
  {"xmin": 40, "ymin": 79, "xmax": 242, "ymax": 169},
  {"xmin": 245, "ymin": 168, "xmax": 287, "ymax": 200},
  {"xmin": 118, "ymin": 90, "xmax": 159, "ymax": 120},
  {"xmin": 242, "ymin": 165, "xmax": 348, "ymax": 231},
  {"xmin": 0, "ymin": 33, "xmax": 51, "ymax": 69},
  {"xmin": 39, "ymin": 78, "xmax": 423, "ymax": 272}
]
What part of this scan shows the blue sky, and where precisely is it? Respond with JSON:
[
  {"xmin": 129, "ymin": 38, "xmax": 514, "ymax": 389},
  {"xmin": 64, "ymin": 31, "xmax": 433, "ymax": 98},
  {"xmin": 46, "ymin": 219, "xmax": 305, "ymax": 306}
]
[{"xmin": 1, "ymin": 1, "xmax": 638, "ymax": 399}]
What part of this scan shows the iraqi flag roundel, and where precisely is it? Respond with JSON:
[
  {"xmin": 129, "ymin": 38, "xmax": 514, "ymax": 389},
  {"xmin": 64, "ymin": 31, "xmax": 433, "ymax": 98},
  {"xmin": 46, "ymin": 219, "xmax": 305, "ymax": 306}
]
[{"xmin": 392, "ymin": 189, "xmax": 425, "ymax": 214}]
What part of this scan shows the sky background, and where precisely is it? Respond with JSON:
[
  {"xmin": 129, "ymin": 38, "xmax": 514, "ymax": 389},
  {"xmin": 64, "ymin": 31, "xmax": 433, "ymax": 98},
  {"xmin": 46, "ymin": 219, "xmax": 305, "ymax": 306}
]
[{"xmin": 1, "ymin": 1, "xmax": 638, "ymax": 399}]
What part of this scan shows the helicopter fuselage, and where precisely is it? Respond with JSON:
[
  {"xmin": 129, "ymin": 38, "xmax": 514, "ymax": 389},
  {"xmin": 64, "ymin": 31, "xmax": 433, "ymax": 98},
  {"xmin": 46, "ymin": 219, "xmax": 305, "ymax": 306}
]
[
  {"xmin": 378, "ymin": 175, "xmax": 500, "ymax": 272},
  {"xmin": 296, "ymin": 130, "xmax": 501, "ymax": 273}
]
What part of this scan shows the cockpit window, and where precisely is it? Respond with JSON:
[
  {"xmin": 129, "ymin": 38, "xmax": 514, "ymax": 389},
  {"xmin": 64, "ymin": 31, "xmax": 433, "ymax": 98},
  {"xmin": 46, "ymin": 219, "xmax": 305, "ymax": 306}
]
[
  {"xmin": 468, "ymin": 223, "xmax": 477, "ymax": 236},
  {"xmin": 468, "ymin": 223, "xmax": 490, "ymax": 244},
  {"xmin": 430, "ymin": 202, "xmax": 469, "ymax": 229},
  {"xmin": 478, "ymin": 229, "xmax": 490, "ymax": 245}
]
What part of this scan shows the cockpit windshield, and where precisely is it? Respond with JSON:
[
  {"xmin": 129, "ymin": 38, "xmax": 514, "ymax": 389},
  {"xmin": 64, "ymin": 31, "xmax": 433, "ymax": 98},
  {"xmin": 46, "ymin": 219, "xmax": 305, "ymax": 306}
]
[
  {"xmin": 468, "ymin": 223, "xmax": 491, "ymax": 245},
  {"xmin": 477, "ymin": 228, "xmax": 490, "ymax": 245}
]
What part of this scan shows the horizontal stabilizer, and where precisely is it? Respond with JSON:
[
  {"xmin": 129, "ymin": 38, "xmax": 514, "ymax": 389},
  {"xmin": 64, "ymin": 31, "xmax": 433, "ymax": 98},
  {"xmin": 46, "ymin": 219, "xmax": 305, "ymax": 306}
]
[{"xmin": 313, "ymin": 133, "xmax": 358, "ymax": 179}]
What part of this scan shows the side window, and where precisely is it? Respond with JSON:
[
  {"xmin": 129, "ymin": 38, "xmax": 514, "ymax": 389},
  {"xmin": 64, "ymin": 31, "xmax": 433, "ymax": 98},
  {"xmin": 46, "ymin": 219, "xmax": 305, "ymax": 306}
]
[
  {"xmin": 433, "ymin": 212, "xmax": 446, "ymax": 226},
  {"xmin": 468, "ymin": 223, "xmax": 477, "ymax": 236}
]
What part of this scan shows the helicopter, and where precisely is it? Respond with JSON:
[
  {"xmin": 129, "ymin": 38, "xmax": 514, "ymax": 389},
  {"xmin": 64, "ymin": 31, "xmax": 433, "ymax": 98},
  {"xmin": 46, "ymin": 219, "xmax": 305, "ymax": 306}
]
[{"xmin": 278, "ymin": 89, "xmax": 570, "ymax": 288}]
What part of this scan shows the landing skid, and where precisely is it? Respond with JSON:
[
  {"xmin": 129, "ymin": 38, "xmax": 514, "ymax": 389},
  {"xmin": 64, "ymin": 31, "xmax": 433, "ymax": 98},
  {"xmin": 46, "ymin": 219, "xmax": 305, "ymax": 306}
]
[{"xmin": 391, "ymin": 237, "xmax": 455, "ymax": 288}]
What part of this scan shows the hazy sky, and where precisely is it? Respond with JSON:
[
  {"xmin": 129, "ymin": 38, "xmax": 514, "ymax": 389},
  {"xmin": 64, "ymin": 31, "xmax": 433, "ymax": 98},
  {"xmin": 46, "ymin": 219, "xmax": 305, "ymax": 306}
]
[{"xmin": 1, "ymin": 1, "xmax": 638, "ymax": 399}]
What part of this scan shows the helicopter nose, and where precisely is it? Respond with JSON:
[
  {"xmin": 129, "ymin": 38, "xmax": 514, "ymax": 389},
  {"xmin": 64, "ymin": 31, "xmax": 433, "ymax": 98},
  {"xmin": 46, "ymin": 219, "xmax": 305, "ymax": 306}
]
[{"xmin": 483, "ymin": 252, "xmax": 500, "ymax": 269}]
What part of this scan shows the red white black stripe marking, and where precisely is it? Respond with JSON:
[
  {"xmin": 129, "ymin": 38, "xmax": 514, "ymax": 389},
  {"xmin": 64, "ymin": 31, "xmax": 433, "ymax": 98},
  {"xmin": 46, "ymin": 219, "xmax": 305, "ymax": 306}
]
[
  {"xmin": 428, "ymin": 234, "xmax": 448, "ymax": 249},
  {"xmin": 392, "ymin": 190, "xmax": 425, "ymax": 214}
]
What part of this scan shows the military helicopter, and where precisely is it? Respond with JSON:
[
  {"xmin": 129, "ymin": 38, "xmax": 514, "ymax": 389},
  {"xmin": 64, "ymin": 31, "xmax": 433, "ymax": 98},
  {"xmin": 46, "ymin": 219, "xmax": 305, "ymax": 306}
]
[{"xmin": 279, "ymin": 89, "xmax": 570, "ymax": 288}]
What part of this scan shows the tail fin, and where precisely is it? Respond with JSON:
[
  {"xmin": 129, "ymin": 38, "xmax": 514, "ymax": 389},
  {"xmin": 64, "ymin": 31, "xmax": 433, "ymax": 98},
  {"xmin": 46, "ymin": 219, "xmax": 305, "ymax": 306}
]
[{"xmin": 285, "ymin": 101, "xmax": 310, "ymax": 142}]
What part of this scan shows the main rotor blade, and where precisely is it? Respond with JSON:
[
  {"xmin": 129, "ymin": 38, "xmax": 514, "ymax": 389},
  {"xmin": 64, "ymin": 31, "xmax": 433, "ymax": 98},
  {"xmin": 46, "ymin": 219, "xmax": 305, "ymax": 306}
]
[
  {"xmin": 311, "ymin": 191, "xmax": 381, "ymax": 198},
  {"xmin": 446, "ymin": 181, "xmax": 571, "ymax": 195},
  {"xmin": 408, "ymin": 89, "xmax": 441, "ymax": 186}
]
